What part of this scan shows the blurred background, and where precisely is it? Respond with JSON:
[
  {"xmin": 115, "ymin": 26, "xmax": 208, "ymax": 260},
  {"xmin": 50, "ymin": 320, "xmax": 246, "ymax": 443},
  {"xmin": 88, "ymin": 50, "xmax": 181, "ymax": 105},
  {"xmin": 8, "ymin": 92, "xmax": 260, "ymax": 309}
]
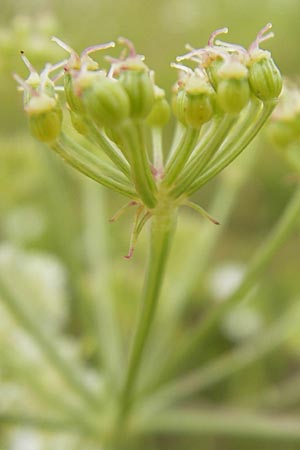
[{"xmin": 1, "ymin": 0, "xmax": 300, "ymax": 449}]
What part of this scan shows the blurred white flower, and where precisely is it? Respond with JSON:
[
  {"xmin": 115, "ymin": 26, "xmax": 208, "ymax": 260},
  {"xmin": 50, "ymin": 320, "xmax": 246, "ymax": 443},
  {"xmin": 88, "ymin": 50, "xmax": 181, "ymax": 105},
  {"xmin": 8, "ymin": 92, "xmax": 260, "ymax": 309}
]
[
  {"xmin": 221, "ymin": 305, "xmax": 264, "ymax": 342},
  {"xmin": 9, "ymin": 429, "xmax": 42, "ymax": 450},
  {"xmin": 0, "ymin": 243, "xmax": 67, "ymax": 331},
  {"xmin": 209, "ymin": 263, "xmax": 245, "ymax": 302},
  {"xmin": 7, "ymin": 428, "xmax": 100, "ymax": 450}
]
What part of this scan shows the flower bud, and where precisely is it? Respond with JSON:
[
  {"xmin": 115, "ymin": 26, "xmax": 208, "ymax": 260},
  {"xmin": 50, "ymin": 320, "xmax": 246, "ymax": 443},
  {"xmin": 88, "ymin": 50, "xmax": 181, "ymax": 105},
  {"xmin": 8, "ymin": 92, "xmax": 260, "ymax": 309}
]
[
  {"xmin": 26, "ymin": 94, "xmax": 62, "ymax": 143},
  {"xmin": 215, "ymin": 59, "xmax": 250, "ymax": 114},
  {"xmin": 64, "ymin": 71, "xmax": 86, "ymax": 115},
  {"xmin": 248, "ymin": 51, "xmax": 282, "ymax": 102},
  {"xmin": 118, "ymin": 62, "xmax": 155, "ymax": 119},
  {"xmin": 147, "ymin": 86, "xmax": 170, "ymax": 127},
  {"xmin": 205, "ymin": 56, "xmax": 224, "ymax": 90},
  {"xmin": 81, "ymin": 76, "xmax": 130, "ymax": 129},
  {"xmin": 184, "ymin": 75, "xmax": 215, "ymax": 128}
]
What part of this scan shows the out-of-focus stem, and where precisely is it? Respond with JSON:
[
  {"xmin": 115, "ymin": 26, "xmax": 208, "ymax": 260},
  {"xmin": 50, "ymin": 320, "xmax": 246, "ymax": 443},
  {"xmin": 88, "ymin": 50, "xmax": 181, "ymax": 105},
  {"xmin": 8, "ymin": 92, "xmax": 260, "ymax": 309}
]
[
  {"xmin": 0, "ymin": 275, "xmax": 100, "ymax": 411},
  {"xmin": 134, "ymin": 407, "xmax": 300, "ymax": 441}
]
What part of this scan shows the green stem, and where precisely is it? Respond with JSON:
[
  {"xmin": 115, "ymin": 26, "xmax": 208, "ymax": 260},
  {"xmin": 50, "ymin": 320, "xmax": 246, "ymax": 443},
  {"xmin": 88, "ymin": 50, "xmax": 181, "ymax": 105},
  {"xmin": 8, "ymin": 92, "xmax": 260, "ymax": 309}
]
[
  {"xmin": 187, "ymin": 99, "xmax": 275, "ymax": 195},
  {"xmin": 134, "ymin": 408, "xmax": 300, "ymax": 441},
  {"xmin": 118, "ymin": 121, "xmax": 157, "ymax": 208},
  {"xmin": 163, "ymin": 127, "xmax": 199, "ymax": 187},
  {"xmin": 87, "ymin": 122, "xmax": 131, "ymax": 178},
  {"xmin": 138, "ymin": 149, "xmax": 258, "ymax": 391},
  {"xmin": 154, "ymin": 181, "xmax": 300, "ymax": 383},
  {"xmin": 51, "ymin": 134, "xmax": 137, "ymax": 199},
  {"xmin": 167, "ymin": 121, "xmax": 185, "ymax": 161},
  {"xmin": 0, "ymin": 275, "xmax": 100, "ymax": 411},
  {"xmin": 0, "ymin": 413, "xmax": 80, "ymax": 432},
  {"xmin": 152, "ymin": 127, "xmax": 164, "ymax": 174},
  {"xmin": 119, "ymin": 207, "xmax": 177, "ymax": 420},
  {"xmin": 171, "ymin": 114, "xmax": 236, "ymax": 198}
]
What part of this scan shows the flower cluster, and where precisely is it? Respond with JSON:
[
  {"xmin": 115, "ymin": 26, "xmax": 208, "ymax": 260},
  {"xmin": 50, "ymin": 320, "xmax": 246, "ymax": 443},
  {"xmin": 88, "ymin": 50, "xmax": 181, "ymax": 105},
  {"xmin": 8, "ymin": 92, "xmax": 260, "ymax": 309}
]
[{"xmin": 15, "ymin": 25, "xmax": 282, "ymax": 256}]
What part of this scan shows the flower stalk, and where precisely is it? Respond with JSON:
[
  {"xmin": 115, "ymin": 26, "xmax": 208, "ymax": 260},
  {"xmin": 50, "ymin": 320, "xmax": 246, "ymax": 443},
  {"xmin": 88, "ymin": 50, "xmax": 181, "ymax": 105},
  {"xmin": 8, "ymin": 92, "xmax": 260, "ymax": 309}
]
[{"xmin": 119, "ymin": 206, "xmax": 177, "ymax": 420}]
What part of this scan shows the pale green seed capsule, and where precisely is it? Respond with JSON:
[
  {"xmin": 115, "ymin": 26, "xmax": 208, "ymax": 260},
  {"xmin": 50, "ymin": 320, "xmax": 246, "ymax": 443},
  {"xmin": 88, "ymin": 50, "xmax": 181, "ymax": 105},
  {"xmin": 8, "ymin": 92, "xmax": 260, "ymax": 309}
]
[
  {"xmin": 216, "ymin": 60, "xmax": 250, "ymax": 114},
  {"xmin": 119, "ymin": 69, "xmax": 155, "ymax": 118},
  {"xmin": 147, "ymin": 97, "xmax": 170, "ymax": 127},
  {"xmin": 64, "ymin": 71, "xmax": 85, "ymax": 115},
  {"xmin": 205, "ymin": 56, "xmax": 224, "ymax": 90},
  {"xmin": 184, "ymin": 76, "xmax": 215, "ymax": 128},
  {"xmin": 217, "ymin": 79, "xmax": 250, "ymax": 114},
  {"xmin": 82, "ymin": 77, "xmax": 130, "ymax": 129},
  {"xmin": 147, "ymin": 86, "xmax": 170, "ymax": 127},
  {"xmin": 26, "ymin": 95, "xmax": 62, "ymax": 143},
  {"xmin": 248, "ymin": 51, "xmax": 282, "ymax": 101}
]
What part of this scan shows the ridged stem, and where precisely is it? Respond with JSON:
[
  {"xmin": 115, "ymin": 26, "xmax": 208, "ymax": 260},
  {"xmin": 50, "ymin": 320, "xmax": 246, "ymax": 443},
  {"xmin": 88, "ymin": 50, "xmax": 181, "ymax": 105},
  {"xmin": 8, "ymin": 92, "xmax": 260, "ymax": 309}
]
[
  {"xmin": 119, "ymin": 207, "xmax": 177, "ymax": 421},
  {"xmin": 186, "ymin": 99, "xmax": 276, "ymax": 196},
  {"xmin": 87, "ymin": 122, "xmax": 131, "ymax": 178},
  {"xmin": 117, "ymin": 120, "xmax": 157, "ymax": 208},
  {"xmin": 51, "ymin": 134, "xmax": 137, "ymax": 199},
  {"xmin": 163, "ymin": 127, "xmax": 200, "ymax": 187},
  {"xmin": 152, "ymin": 127, "xmax": 164, "ymax": 175},
  {"xmin": 171, "ymin": 114, "xmax": 235, "ymax": 198}
]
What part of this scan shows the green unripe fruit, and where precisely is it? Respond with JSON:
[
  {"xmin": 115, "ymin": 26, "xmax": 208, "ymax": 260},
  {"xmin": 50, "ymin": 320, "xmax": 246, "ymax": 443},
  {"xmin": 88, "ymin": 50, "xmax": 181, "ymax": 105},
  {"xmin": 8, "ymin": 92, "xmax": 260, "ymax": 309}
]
[
  {"xmin": 185, "ymin": 93, "xmax": 214, "ymax": 127},
  {"xmin": 215, "ymin": 59, "xmax": 250, "ymax": 114},
  {"xmin": 205, "ymin": 57, "xmax": 223, "ymax": 90},
  {"xmin": 173, "ymin": 77, "xmax": 215, "ymax": 128},
  {"xmin": 147, "ymin": 87, "xmax": 170, "ymax": 127},
  {"xmin": 82, "ymin": 77, "xmax": 130, "ymax": 129},
  {"xmin": 184, "ymin": 77, "xmax": 215, "ymax": 128},
  {"xmin": 119, "ymin": 70, "xmax": 155, "ymax": 118},
  {"xmin": 248, "ymin": 52, "xmax": 282, "ymax": 101},
  {"xmin": 147, "ymin": 97, "xmax": 170, "ymax": 127},
  {"xmin": 64, "ymin": 71, "xmax": 85, "ymax": 115},
  {"xmin": 26, "ymin": 95, "xmax": 62, "ymax": 143},
  {"xmin": 217, "ymin": 78, "xmax": 250, "ymax": 114}
]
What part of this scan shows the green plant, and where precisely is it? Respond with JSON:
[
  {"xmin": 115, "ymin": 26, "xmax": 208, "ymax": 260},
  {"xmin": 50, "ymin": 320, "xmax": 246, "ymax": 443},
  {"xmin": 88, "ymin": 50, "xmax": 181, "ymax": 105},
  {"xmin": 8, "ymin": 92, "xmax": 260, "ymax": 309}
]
[{"xmin": 1, "ymin": 23, "xmax": 300, "ymax": 450}]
